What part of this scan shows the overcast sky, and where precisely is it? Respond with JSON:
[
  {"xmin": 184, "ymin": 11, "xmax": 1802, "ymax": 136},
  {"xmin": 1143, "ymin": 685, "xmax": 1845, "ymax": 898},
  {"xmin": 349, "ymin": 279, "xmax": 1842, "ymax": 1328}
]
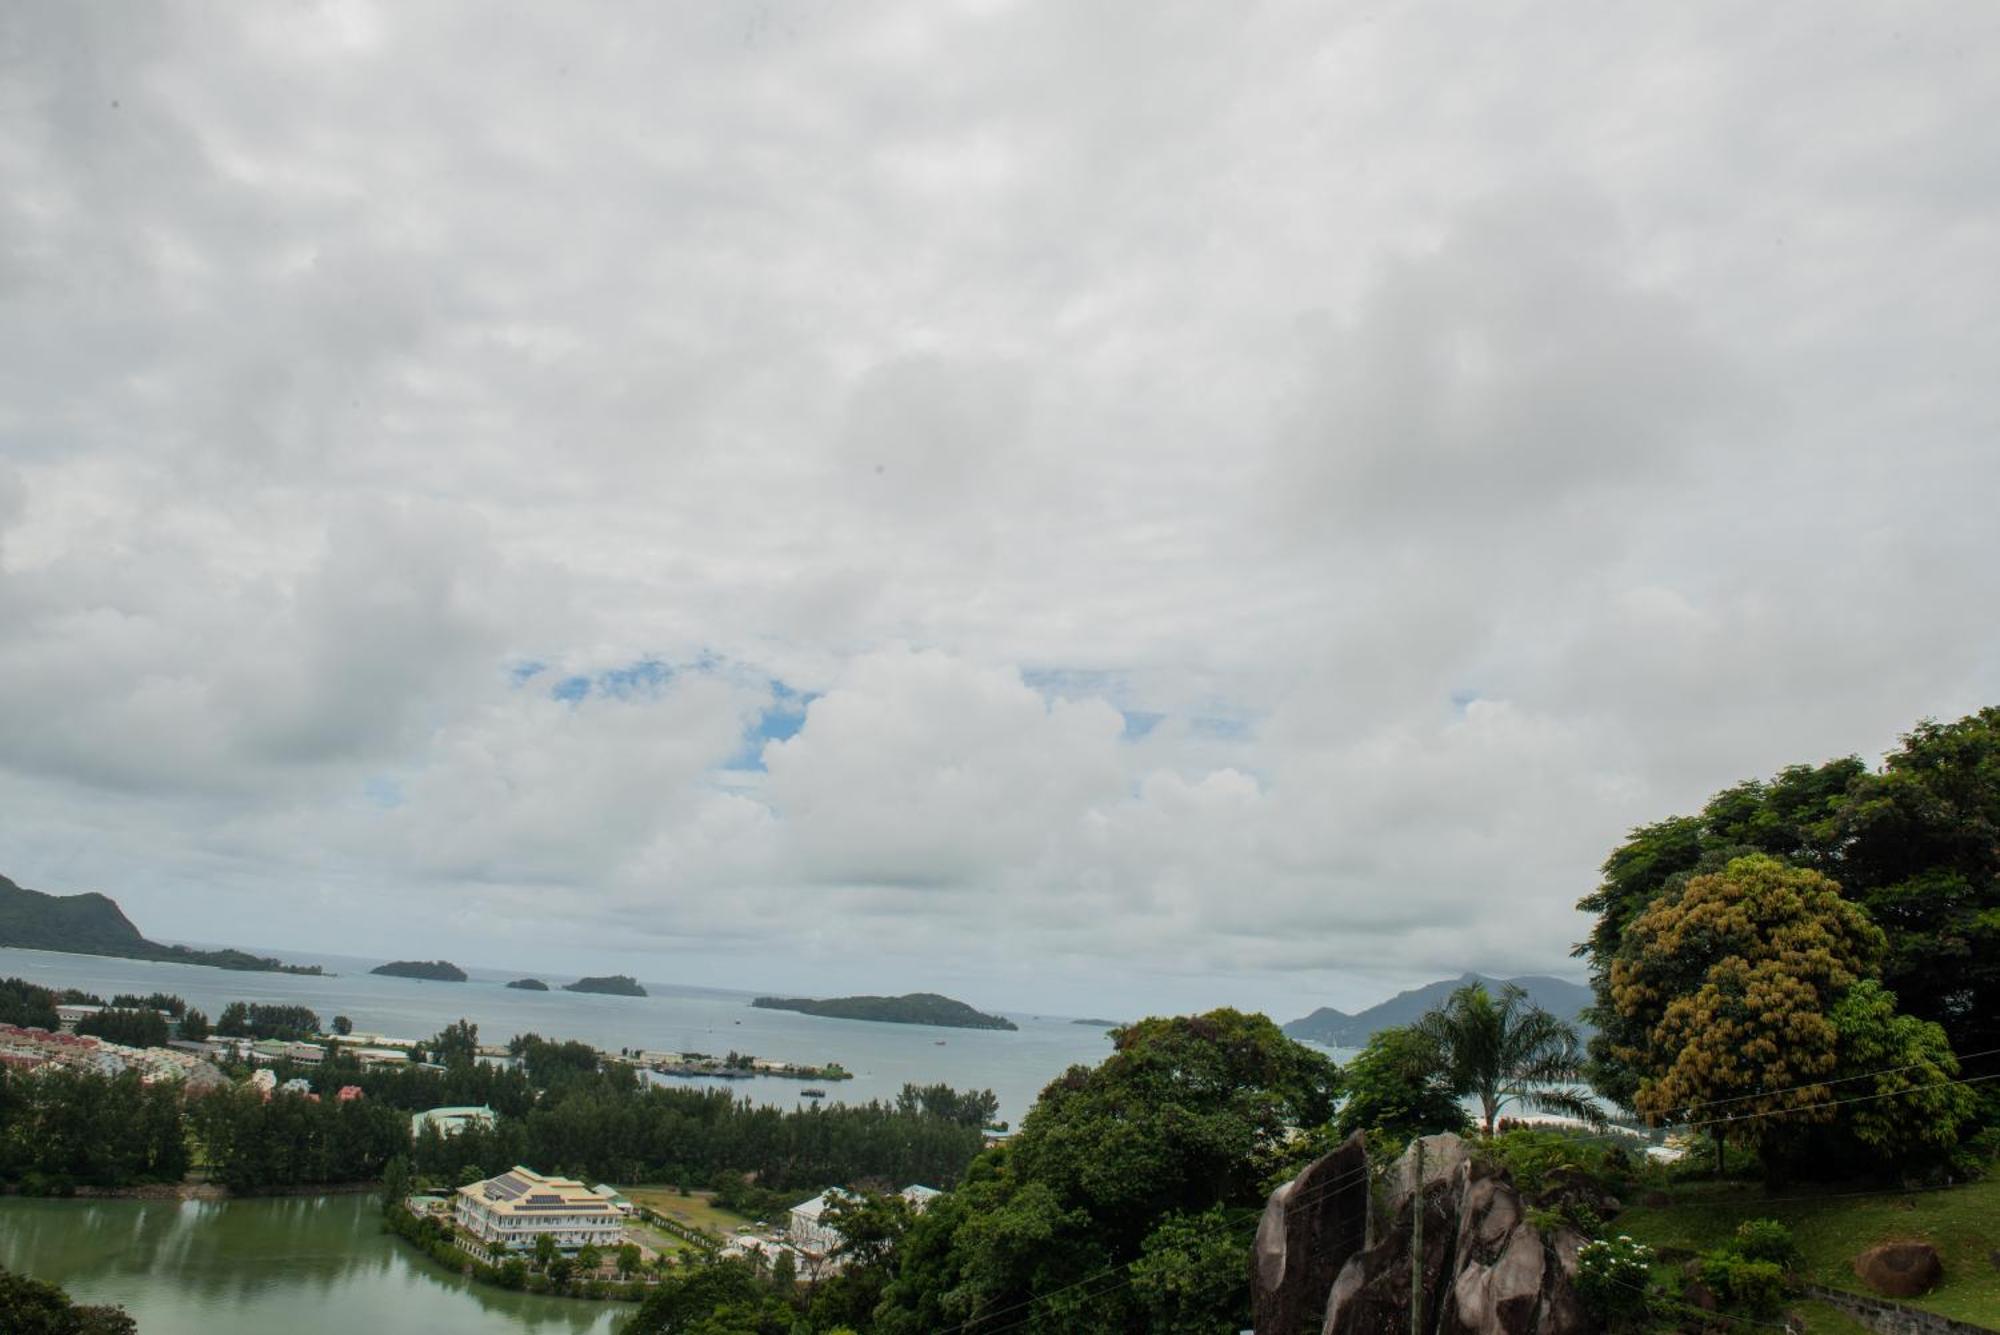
[{"xmin": 2, "ymin": 2, "xmax": 1996, "ymax": 1018}]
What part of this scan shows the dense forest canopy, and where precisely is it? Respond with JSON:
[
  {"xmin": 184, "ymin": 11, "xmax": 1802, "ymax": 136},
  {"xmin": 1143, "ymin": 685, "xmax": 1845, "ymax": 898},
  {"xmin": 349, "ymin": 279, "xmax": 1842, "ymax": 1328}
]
[{"xmin": 1578, "ymin": 706, "xmax": 2000, "ymax": 1175}]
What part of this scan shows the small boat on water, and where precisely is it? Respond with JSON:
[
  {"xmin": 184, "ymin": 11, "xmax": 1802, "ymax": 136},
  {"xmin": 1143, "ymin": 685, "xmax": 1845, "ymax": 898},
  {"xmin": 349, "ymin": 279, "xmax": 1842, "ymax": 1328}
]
[
  {"xmin": 934, "ymin": 1040, "xmax": 946, "ymax": 1045},
  {"xmin": 802, "ymin": 1088, "xmax": 826, "ymax": 1098}
]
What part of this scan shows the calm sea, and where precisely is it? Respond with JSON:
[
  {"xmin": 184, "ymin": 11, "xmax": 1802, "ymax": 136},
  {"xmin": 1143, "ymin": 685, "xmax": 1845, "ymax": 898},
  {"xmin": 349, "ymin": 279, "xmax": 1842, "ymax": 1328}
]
[{"xmin": 0, "ymin": 946, "xmax": 1121, "ymax": 1124}]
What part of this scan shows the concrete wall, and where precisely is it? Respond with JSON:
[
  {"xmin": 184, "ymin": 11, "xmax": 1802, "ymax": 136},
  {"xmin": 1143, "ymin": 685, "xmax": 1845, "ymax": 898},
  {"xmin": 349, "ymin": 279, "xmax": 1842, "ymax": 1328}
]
[{"xmin": 1804, "ymin": 1284, "xmax": 1999, "ymax": 1335}]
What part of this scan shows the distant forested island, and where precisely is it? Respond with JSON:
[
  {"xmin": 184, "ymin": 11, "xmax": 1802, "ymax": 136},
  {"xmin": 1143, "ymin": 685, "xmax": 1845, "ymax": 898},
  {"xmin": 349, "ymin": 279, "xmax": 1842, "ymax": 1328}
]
[
  {"xmin": 0, "ymin": 873, "xmax": 323, "ymax": 975},
  {"xmin": 1071, "ymin": 1017, "xmax": 1123, "ymax": 1027},
  {"xmin": 752, "ymin": 992, "xmax": 1018, "ymax": 1031},
  {"xmin": 370, "ymin": 959, "xmax": 467, "ymax": 982},
  {"xmin": 563, "ymin": 974, "xmax": 646, "ymax": 996},
  {"xmin": 505, "ymin": 977, "xmax": 549, "ymax": 991}
]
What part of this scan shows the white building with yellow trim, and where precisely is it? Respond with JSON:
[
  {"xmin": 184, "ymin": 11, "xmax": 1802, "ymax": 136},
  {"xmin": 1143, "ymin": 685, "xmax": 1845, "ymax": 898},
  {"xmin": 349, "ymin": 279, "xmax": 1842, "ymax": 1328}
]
[{"xmin": 453, "ymin": 1166, "xmax": 625, "ymax": 1254}]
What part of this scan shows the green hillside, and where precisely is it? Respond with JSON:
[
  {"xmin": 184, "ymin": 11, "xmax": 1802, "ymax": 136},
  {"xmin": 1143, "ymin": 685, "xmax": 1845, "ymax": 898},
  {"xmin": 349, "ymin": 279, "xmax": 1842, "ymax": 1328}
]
[
  {"xmin": 0, "ymin": 874, "xmax": 322, "ymax": 975},
  {"xmin": 1615, "ymin": 1177, "xmax": 2000, "ymax": 1326}
]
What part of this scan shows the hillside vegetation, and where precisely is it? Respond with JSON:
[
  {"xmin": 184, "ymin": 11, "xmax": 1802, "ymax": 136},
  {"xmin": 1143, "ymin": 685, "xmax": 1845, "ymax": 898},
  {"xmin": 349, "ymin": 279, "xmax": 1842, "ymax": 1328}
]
[
  {"xmin": 0, "ymin": 874, "xmax": 322, "ymax": 975},
  {"xmin": 1615, "ymin": 1178, "xmax": 2000, "ymax": 1326},
  {"xmin": 751, "ymin": 992, "xmax": 1017, "ymax": 1031},
  {"xmin": 563, "ymin": 974, "xmax": 646, "ymax": 996},
  {"xmin": 370, "ymin": 960, "xmax": 467, "ymax": 982}
]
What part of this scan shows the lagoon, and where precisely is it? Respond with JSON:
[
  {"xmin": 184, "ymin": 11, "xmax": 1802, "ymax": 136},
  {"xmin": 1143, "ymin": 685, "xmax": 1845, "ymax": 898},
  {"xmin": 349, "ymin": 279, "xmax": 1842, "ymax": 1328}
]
[{"xmin": 0, "ymin": 1193, "xmax": 624, "ymax": 1334}]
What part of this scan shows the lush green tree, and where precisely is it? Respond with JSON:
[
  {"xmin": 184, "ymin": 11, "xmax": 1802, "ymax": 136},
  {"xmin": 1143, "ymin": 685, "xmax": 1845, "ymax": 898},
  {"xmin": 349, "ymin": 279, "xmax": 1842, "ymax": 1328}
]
[
  {"xmin": 333, "ymin": 1015, "xmax": 353, "ymax": 1036},
  {"xmin": 429, "ymin": 1018, "xmax": 479, "ymax": 1066},
  {"xmin": 188, "ymin": 1084, "xmax": 408, "ymax": 1191},
  {"xmin": 1580, "ymin": 710, "xmax": 2000, "ymax": 1098},
  {"xmin": 213, "ymin": 1001, "xmax": 318, "ymax": 1041},
  {"xmin": 381, "ymin": 1155, "xmax": 412, "ymax": 1213},
  {"xmin": 0, "ymin": 1068, "xmax": 188, "ymax": 1186},
  {"xmin": 616, "ymin": 1242, "xmax": 642, "ymax": 1279},
  {"xmin": 74, "ymin": 1008, "xmax": 168, "ymax": 1049},
  {"xmin": 1577, "ymin": 758, "xmax": 1867, "ymax": 1104},
  {"xmin": 110, "ymin": 992, "xmax": 185, "ymax": 1017},
  {"xmin": 1333, "ymin": 1025, "xmax": 1473, "ymax": 1142},
  {"xmin": 1408, "ymin": 983, "xmax": 1596, "ymax": 1135},
  {"xmin": 0, "ymin": 977, "xmax": 61, "ymax": 1030},
  {"xmin": 894, "ymin": 1082, "xmax": 1001, "ymax": 1128},
  {"xmin": 1129, "ymin": 1204, "xmax": 1250, "ymax": 1333},
  {"xmin": 0, "ymin": 1264, "xmax": 137, "ymax": 1335},
  {"xmin": 625, "ymin": 1259, "xmax": 791, "ymax": 1335},
  {"xmin": 813, "ymin": 1191, "xmax": 918, "ymax": 1329},
  {"xmin": 180, "ymin": 1007, "xmax": 210, "ymax": 1042},
  {"xmin": 1834, "ymin": 708, "xmax": 2000, "ymax": 1059},
  {"xmin": 576, "ymin": 1243, "xmax": 602, "ymax": 1273},
  {"xmin": 1823, "ymin": 980, "xmax": 1975, "ymax": 1164},
  {"xmin": 876, "ymin": 1010, "xmax": 1339, "ymax": 1334},
  {"xmin": 533, "ymin": 1231, "xmax": 557, "ymax": 1271},
  {"xmin": 1609, "ymin": 854, "xmax": 1890, "ymax": 1169}
]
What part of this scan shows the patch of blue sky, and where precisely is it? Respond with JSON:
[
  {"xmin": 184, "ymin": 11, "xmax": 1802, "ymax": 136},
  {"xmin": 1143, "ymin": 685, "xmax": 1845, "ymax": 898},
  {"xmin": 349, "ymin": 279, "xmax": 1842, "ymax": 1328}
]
[
  {"xmin": 539, "ymin": 656, "xmax": 678, "ymax": 704},
  {"xmin": 723, "ymin": 685, "xmax": 819, "ymax": 771},
  {"xmin": 510, "ymin": 660, "xmax": 547, "ymax": 683},
  {"xmin": 597, "ymin": 658, "xmax": 673, "ymax": 698},
  {"xmin": 1121, "ymin": 710, "xmax": 1165, "ymax": 740},
  {"xmin": 1020, "ymin": 666, "xmax": 1129, "ymax": 701},
  {"xmin": 1450, "ymin": 688, "xmax": 1480, "ymax": 715}
]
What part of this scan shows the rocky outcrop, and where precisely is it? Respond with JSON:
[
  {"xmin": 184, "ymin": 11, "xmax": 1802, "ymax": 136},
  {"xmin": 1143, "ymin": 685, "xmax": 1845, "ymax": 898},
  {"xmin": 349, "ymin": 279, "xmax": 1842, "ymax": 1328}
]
[
  {"xmin": 1253, "ymin": 1131, "xmax": 1373, "ymax": 1335},
  {"xmin": 1853, "ymin": 1242, "xmax": 1944, "ymax": 1298},
  {"xmin": 1251, "ymin": 1134, "xmax": 1591, "ymax": 1335}
]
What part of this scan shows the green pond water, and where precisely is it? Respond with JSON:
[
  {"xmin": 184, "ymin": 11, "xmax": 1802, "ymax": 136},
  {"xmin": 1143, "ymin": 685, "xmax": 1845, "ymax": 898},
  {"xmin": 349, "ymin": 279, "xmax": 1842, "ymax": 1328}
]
[{"xmin": 0, "ymin": 1193, "xmax": 626, "ymax": 1333}]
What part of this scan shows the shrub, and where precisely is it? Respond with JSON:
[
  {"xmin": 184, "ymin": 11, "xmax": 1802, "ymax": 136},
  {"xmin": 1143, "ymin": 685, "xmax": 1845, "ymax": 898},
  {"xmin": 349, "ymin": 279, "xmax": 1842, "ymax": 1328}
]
[
  {"xmin": 1698, "ymin": 1251, "xmax": 1788, "ymax": 1318},
  {"xmin": 1732, "ymin": 1218, "xmax": 1801, "ymax": 1272},
  {"xmin": 1575, "ymin": 1235, "xmax": 1655, "ymax": 1324},
  {"xmin": 1480, "ymin": 1128, "xmax": 1619, "ymax": 1195}
]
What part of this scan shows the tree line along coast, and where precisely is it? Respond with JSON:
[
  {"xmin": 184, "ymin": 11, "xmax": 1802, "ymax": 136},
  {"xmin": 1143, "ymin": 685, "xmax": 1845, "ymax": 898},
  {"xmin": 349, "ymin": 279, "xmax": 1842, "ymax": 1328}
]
[{"xmin": 1, "ymin": 704, "xmax": 1996, "ymax": 1334}]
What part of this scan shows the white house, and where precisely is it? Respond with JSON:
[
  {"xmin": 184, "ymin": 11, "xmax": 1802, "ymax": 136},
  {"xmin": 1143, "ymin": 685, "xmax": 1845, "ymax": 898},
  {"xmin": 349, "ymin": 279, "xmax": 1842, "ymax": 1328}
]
[
  {"xmin": 787, "ymin": 1184, "xmax": 942, "ymax": 1258},
  {"xmin": 410, "ymin": 1104, "xmax": 497, "ymax": 1140},
  {"xmin": 453, "ymin": 1166, "xmax": 626, "ymax": 1254},
  {"xmin": 786, "ymin": 1189, "xmax": 850, "ymax": 1256}
]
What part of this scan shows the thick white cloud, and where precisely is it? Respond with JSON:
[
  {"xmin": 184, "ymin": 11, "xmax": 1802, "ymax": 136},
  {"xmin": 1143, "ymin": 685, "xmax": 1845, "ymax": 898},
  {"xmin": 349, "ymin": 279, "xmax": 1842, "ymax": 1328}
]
[{"xmin": 1, "ymin": 1, "xmax": 1996, "ymax": 1016}]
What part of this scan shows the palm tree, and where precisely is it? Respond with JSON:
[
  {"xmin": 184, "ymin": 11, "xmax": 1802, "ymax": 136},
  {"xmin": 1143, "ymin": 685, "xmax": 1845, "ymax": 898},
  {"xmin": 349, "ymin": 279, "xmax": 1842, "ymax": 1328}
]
[{"xmin": 1409, "ymin": 982, "xmax": 1602, "ymax": 1135}]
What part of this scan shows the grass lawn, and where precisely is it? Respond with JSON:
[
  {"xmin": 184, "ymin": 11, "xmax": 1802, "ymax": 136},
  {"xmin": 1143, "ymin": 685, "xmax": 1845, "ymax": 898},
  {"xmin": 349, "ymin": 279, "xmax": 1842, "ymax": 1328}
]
[
  {"xmin": 619, "ymin": 1185, "xmax": 759, "ymax": 1238},
  {"xmin": 1613, "ymin": 1177, "xmax": 2000, "ymax": 1327}
]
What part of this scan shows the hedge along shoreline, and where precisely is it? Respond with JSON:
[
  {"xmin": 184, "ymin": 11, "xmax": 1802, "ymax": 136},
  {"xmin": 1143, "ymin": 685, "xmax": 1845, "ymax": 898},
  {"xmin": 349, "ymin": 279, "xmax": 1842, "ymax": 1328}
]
[{"xmin": 382, "ymin": 1196, "xmax": 655, "ymax": 1303}]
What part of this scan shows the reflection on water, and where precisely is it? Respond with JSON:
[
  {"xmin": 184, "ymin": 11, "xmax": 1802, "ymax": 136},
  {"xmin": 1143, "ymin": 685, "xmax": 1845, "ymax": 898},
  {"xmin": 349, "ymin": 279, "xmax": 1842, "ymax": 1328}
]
[{"xmin": 0, "ymin": 1195, "xmax": 623, "ymax": 1334}]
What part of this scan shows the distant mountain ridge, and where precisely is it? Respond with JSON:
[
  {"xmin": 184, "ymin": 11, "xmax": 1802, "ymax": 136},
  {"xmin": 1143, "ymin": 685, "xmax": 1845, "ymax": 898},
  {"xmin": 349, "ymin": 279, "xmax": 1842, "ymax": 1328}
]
[
  {"xmin": 1282, "ymin": 973, "xmax": 1593, "ymax": 1048},
  {"xmin": 0, "ymin": 873, "xmax": 322, "ymax": 975}
]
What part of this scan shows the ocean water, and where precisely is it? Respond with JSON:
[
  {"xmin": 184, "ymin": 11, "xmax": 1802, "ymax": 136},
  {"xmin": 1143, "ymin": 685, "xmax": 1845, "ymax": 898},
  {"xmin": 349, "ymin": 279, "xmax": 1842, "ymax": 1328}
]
[{"xmin": 0, "ymin": 946, "xmax": 1118, "ymax": 1124}]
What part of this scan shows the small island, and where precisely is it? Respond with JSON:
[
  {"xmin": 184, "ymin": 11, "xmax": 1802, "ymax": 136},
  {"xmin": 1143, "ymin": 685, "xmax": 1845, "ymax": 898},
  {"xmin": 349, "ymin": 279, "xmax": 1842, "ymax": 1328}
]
[
  {"xmin": 563, "ymin": 974, "xmax": 647, "ymax": 997},
  {"xmin": 752, "ymin": 992, "xmax": 1018, "ymax": 1031},
  {"xmin": 370, "ymin": 959, "xmax": 467, "ymax": 982},
  {"xmin": 505, "ymin": 977, "xmax": 550, "ymax": 991},
  {"xmin": 1071, "ymin": 1017, "xmax": 1123, "ymax": 1027}
]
